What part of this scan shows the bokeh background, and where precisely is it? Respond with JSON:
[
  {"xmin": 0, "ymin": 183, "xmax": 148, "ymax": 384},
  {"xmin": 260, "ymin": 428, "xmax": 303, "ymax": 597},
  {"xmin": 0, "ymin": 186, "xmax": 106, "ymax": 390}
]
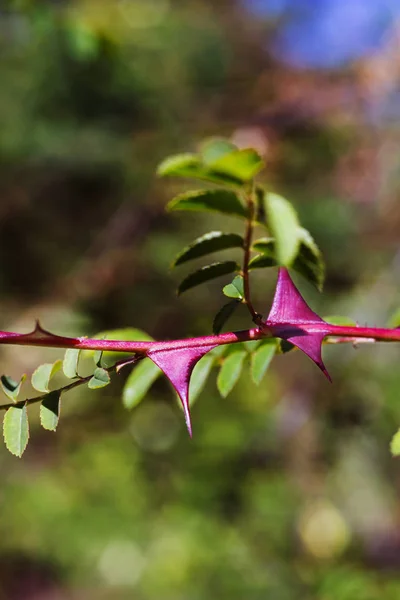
[{"xmin": 1, "ymin": 1, "xmax": 400, "ymax": 598}]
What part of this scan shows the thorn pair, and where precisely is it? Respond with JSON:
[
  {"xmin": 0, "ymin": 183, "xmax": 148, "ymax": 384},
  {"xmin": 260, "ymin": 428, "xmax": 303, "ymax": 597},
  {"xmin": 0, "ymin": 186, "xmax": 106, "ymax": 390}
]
[{"xmin": 148, "ymin": 268, "xmax": 331, "ymax": 436}]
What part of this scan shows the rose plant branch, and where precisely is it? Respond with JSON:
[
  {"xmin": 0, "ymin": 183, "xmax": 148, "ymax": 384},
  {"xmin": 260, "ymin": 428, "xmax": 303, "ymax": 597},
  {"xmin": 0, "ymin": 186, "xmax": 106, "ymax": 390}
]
[
  {"xmin": 1, "ymin": 136, "xmax": 399, "ymax": 457},
  {"xmin": 0, "ymin": 268, "xmax": 399, "ymax": 438}
]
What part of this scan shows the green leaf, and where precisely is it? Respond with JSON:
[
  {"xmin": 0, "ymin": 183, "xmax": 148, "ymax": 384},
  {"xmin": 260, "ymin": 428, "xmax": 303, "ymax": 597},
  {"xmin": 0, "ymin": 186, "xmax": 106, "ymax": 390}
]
[
  {"xmin": 93, "ymin": 349, "xmax": 103, "ymax": 367},
  {"xmin": 178, "ymin": 261, "xmax": 240, "ymax": 295},
  {"xmin": 31, "ymin": 360, "xmax": 62, "ymax": 393},
  {"xmin": 390, "ymin": 429, "xmax": 400, "ymax": 456},
  {"xmin": 40, "ymin": 391, "xmax": 61, "ymax": 432},
  {"xmin": 251, "ymin": 230, "xmax": 325, "ymax": 290},
  {"xmin": 88, "ymin": 368, "xmax": 111, "ymax": 389},
  {"xmin": 243, "ymin": 340, "xmax": 261, "ymax": 353},
  {"xmin": 252, "ymin": 237, "xmax": 275, "ymax": 254},
  {"xmin": 248, "ymin": 254, "xmax": 276, "ymax": 269},
  {"xmin": 63, "ymin": 349, "xmax": 81, "ymax": 379},
  {"xmin": 200, "ymin": 138, "xmax": 238, "ymax": 165},
  {"xmin": 210, "ymin": 149, "xmax": 264, "ymax": 182},
  {"xmin": 213, "ymin": 300, "xmax": 241, "ymax": 334},
  {"xmin": 264, "ymin": 192, "xmax": 301, "ymax": 266},
  {"xmin": 3, "ymin": 405, "xmax": 29, "ymax": 457},
  {"xmin": 251, "ymin": 341, "xmax": 277, "ymax": 385},
  {"xmin": 188, "ymin": 353, "xmax": 215, "ymax": 405},
  {"xmin": 222, "ymin": 275, "xmax": 244, "ymax": 299},
  {"xmin": 323, "ymin": 315, "xmax": 357, "ymax": 326},
  {"xmin": 293, "ymin": 228, "xmax": 325, "ymax": 291},
  {"xmin": 172, "ymin": 232, "xmax": 243, "ymax": 268},
  {"xmin": 167, "ymin": 190, "xmax": 247, "ymax": 219},
  {"xmin": 0, "ymin": 374, "xmax": 26, "ymax": 402},
  {"xmin": 122, "ymin": 359, "xmax": 162, "ymax": 409},
  {"xmin": 94, "ymin": 327, "xmax": 153, "ymax": 343},
  {"xmin": 157, "ymin": 153, "xmax": 199, "ymax": 176},
  {"xmin": 387, "ymin": 308, "xmax": 400, "ymax": 328},
  {"xmin": 278, "ymin": 340, "xmax": 295, "ymax": 354},
  {"xmin": 217, "ymin": 350, "xmax": 247, "ymax": 397},
  {"xmin": 157, "ymin": 153, "xmax": 243, "ymax": 186},
  {"xmin": 90, "ymin": 328, "xmax": 154, "ymax": 365}
]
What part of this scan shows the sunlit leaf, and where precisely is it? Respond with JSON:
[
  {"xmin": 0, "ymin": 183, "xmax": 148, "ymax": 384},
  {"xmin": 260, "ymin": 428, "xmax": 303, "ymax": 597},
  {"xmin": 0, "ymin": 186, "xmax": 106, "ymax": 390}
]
[
  {"xmin": 264, "ymin": 192, "xmax": 301, "ymax": 266},
  {"xmin": 250, "ymin": 230, "xmax": 325, "ymax": 290},
  {"xmin": 157, "ymin": 153, "xmax": 243, "ymax": 186},
  {"xmin": 172, "ymin": 232, "xmax": 243, "ymax": 268},
  {"xmin": 213, "ymin": 300, "xmax": 240, "ymax": 334},
  {"xmin": 90, "ymin": 328, "xmax": 153, "ymax": 365},
  {"xmin": 31, "ymin": 360, "xmax": 62, "ymax": 393},
  {"xmin": 323, "ymin": 316, "xmax": 357, "ymax": 326},
  {"xmin": 3, "ymin": 404, "xmax": 29, "ymax": 457},
  {"xmin": 188, "ymin": 353, "xmax": 215, "ymax": 405},
  {"xmin": 122, "ymin": 359, "xmax": 162, "ymax": 410},
  {"xmin": 40, "ymin": 391, "xmax": 61, "ymax": 432},
  {"xmin": 248, "ymin": 254, "xmax": 276, "ymax": 269},
  {"xmin": 251, "ymin": 341, "xmax": 277, "ymax": 385},
  {"xmin": 178, "ymin": 261, "xmax": 240, "ymax": 295},
  {"xmin": 222, "ymin": 275, "xmax": 244, "ymax": 299},
  {"xmin": 252, "ymin": 237, "xmax": 275, "ymax": 254},
  {"xmin": 217, "ymin": 350, "xmax": 247, "ymax": 397},
  {"xmin": 387, "ymin": 308, "xmax": 400, "ymax": 328},
  {"xmin": 0, "ymin": 374, "xmax": 26, "ymax": 402},
  {"xmin": 294, "ymin": 228, "xmax": 325, "ymax": 291},
  {"xmin": 63, "ymin": 349, "xmax": 81, "ymax": 379},
  {"xmin": 250, "ymin": 237, "xmax": 277, "ymax": 270},
  {"xmin": 390, "ymin": 429, "xmax": 400, "ymax": 456},
  {"xmin": 210, "ymin": 148, "xmax": 264, "ymax": 182},
  {"xmin": 88, "ymin": 368, "xmax": 111, "ymax": 389},
  {"xmin": 167, "ymin": 190, "xmax": 247, "ymax": 219},
  {"xmin": 200, "ymin": 138, "xmax": 237, "ymax": 165}
]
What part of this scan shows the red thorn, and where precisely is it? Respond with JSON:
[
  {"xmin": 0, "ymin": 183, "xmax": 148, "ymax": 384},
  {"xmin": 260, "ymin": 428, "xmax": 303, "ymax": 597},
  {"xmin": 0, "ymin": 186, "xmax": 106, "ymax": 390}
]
[{"xmin": 148, "ymin": 344, "xmax": 216, "ymax": 436}]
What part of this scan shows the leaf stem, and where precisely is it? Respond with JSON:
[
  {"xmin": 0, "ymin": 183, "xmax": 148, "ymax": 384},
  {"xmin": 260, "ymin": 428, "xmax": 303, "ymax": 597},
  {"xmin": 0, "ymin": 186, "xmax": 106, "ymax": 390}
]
[
  {"xmin": 242, "ymin": 185, "xmax": 262, "ymax": 325},
  {"xmin": 0, "ymin": 355, "xmax": 143, "ymax": 412}
]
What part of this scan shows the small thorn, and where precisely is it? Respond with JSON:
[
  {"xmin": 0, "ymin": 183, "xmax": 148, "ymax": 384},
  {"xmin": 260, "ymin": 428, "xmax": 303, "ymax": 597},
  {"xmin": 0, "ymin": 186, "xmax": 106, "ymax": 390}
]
[{"xmin": 183, "ymin": 404, "xmax": 193, "ymax": 438}]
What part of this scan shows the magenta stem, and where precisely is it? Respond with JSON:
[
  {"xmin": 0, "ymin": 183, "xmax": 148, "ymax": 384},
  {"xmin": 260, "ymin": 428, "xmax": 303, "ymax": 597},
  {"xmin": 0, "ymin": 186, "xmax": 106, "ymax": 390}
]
[
  {"xmin": 0, "ymin": 327, "xmax": 267, "ymax": 355},
  {"xmin": 0, "ymin": 322, "xmax": 399, "ymax": 358}
]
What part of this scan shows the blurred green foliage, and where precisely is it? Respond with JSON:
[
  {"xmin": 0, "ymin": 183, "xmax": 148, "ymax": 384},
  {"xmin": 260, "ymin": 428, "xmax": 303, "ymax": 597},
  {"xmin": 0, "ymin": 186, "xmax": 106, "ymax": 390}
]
[{"xmin": 0, "ymin": 0, "xmax": 400, "ymax": 598}]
